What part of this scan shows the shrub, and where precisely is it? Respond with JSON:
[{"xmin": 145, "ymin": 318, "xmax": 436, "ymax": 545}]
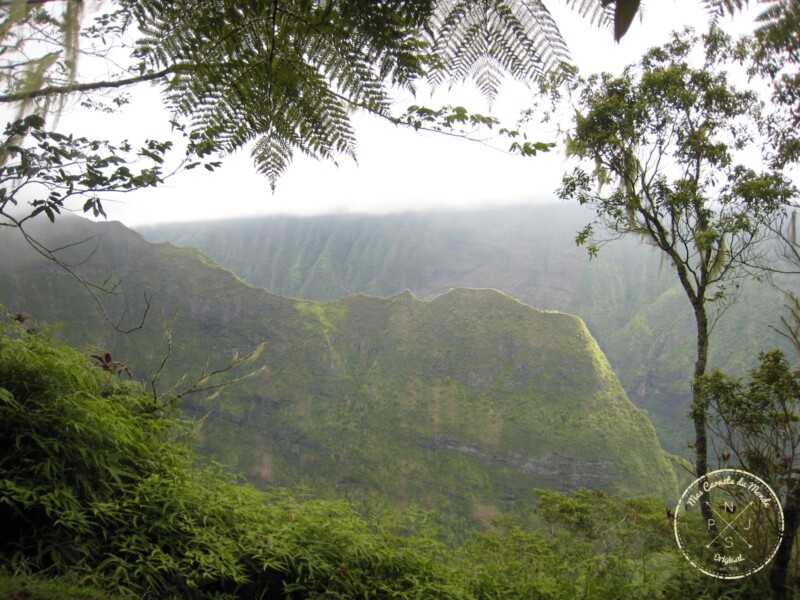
[{"xmin": 0, "ymin": 323, "xmax": 466, "ymax": 598}]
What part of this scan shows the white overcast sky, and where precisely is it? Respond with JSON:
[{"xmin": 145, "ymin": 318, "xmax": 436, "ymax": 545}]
[{"xmin": 50, "ymin": 1, "xmax": 760, "ymax": 225}]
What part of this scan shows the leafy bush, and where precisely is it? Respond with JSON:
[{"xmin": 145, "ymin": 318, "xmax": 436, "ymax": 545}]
[
  {"xmin": 0, "ymin": 319, "xmax": 771, "ymax": 598},
  {"xmin": 0, "ymin": 322, "xmax": 466, "ymax": 598}
]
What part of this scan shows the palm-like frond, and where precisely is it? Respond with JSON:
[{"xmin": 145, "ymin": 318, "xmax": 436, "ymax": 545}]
[
  {"xmin": 133, "ymin": 0, "xmax": 592, "ymax": 188},
  {"xmin": 749, "ymin": 0, "xmax": 800, "ymax": 165},
  {"xmin": 700, "ymin": 0, "xmax": 749, "ymax": 18},
  {"xmin": 754, "ymin": 0, "xmax": 800, "ymax": 41},
  {"xmin": 564, "ymin": 0, "xmax": 614, "ymax": 30},
  {"xmin": 133, "ymin": 0, "xmax": 427, "ymax": 190},
  {"xmin": 428, "ymin": 0, "xmax": 570, "ymax": 103},
  {"xmin": 567, "ymin": 0, "xmax": 754, "ymax": 42}
]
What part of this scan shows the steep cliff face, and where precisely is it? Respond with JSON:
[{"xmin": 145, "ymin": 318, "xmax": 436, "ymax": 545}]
[
  {"xmin": 1, "ymin": 216, "xmax": 679, "ymax": 526},
  {"xmin": 139, "ymin": 205, "xmax": 797, "ymax": 455}
]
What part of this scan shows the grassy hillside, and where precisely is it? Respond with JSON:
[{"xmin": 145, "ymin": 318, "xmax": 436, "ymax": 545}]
[
  {"xmin": 0, "ymin": 215, "xmax": 679, "ymax": 530},
  {"xmin": 139, "ymin": 205, "xmax": 798, "ymax": 454}
]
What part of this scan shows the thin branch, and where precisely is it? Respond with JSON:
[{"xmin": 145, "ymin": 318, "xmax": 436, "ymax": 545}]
[
  {"xmin": 1, "ymin": 209, "xmax": 151, "ymax": 333},
  {"xmin": 151, "ymin": 309, "xmax": 177, "ymax": 404},
  {"xmin": 0, "ymin": 65, "xmax": 179, "ymax": 103},
  {"xmin": 150, "ymin": 315, "xmax": 266, "ymax": 410},
  {"xmin": 46, "ymin": 232, "xmax": 102, "ymax": 267}
]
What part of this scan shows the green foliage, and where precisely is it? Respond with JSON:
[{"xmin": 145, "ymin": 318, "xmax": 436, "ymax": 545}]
[
  {"xmin": 556, "ymin": 26, "xmax": 797, "ymax": 485},
  {"xmin": 137, "ymin": 200, "xmax": 800, "ymax": 459},
  {"xmin": 748, "ymin": 0, "xmax": 800, "ymax": 167},
  {"xmin": 0, "ymin": 115, "xmax": 171, "ymax": 226},
  {"xmin": 0, "ymin": 314, "xmax": 736, "ymax": 598},
  {"xmin": 0, "ymin": 0, "xmax": 578, "ymax": 205},
  {"xmin": 462, "ymin": 488, "xmax": 734, "ymax": 599},
  {"xmin": 559, "ymin": 27, "xmax": 795, "ymax": 273},
  {"xmin": 0, "ymin": 215, "xmax": 682, "ymax": 531},
  {"xmin": 2, "ymin": 318, "xmax": 787, "ymax": 596},
  {"xmin": 0, "ymin": 570, "xmax": 127, "ymax": 599},
  {"xmin": 0, "ymin": 320, "xmax": 476, "ymax": 598},
  {"xmin": 123, "ymin": 0, "xmax": 568, "ymax": 190},
  {"xmin": 427, "ymin": 0, "xmax": 570, "ymax": 102},
  {"xmin": 464, "ymin": 520, "xmax": 577, "ymax": 598},
  {"xmin": 699, "ymin": 349, "xmax": 800, "ymax": 487},
  {"xmin": 697, "ymin": 350, "xmax": 800, "ymax": 598}
]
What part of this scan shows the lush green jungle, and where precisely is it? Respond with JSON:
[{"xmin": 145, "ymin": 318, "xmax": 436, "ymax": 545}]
[
  {"xmin": 140, "ymin": 205, "xmax": 800, "ymax": 456},
  {"xmin": 0, "ymin": 309, "xmax": 734, "ymax": 599},
  {"xmin": 3, "ymin": 0, "xmax": 800, "ymax": 598},
  {"xmin": 0, "ymin": 209, "xmax": 792, "ymax": 599}
]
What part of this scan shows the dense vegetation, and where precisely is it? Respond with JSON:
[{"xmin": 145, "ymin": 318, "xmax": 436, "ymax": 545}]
[
  {"xmin": 3, "ymin": 0, "xmax": 800, "ymax": 597},
  {"xmin": 139, "ymin": 204, "xmax": 799, "ymax": 456},
  {"xmin": 0, "ymin": 319, "xmax": 465, "ymax": 598},
  {"xmin": 0, "ymin": 317, "xmax": 780, "ymax": 599},
  {"xmin": 0, "ymin": 216, "xmax": 681, "ymax": 528}
]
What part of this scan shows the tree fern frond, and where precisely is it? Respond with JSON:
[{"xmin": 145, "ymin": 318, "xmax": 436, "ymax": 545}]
[
  {"xmin": 429, "ymin": 0, "xmax": 570, "ymax": 102},
  {"xmin": 700, "ymin": 0, "xmax": 749, "ymax": 19},
  {"xmin": 754, "ymin": 0, "xmax": 800, "ymax": 34},
  {"xmin": 563, "ymin": 0, "xmax": 613, "ymax": 30},
  {"xmin": 131, "ymin": 0, "xmax": 575, "ymax": 187},
  {"xmin": 756, "ymin": 0, "xmax": 786, "ymax": 24},
  {"xmin": 251, "ymin": 132, "xmax": 293, "ymax": 192},
  {"xmin": 750, "ymin": 0, "xmax": 800, "ymax": 71},
  {"xmin": 132, "ymin": 0, "xmax": 407, "ymax": 190}
]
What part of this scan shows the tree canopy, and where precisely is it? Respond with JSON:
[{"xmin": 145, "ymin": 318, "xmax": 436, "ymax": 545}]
[
  {"xmin": 1, "ymin": 0, "xmax": 596, "ymax": 193},
  {"xmin": 556, "ymin": 27, "xmax": 797, "ymax": 488},
  {"xmin": 4, "ymin": 0, "xmax": 775, "ymax": 195}
]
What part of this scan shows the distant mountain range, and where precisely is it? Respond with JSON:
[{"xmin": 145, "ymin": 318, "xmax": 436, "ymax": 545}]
[
  {"xmin": 139, "ymin": 204, "xmax": 798, "ymax": 454},
  {"xmin": 1, "ymin": 214, "xmax": 680, "ymax": 528}
]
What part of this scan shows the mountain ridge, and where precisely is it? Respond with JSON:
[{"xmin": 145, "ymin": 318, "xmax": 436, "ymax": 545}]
[
  {"xmin": 0, "ymin": 215, "xmax": 681, "ymax": 527},
  {"xmin": 138, "ymin": 204, "xmax": 798, "ymax": 455}
]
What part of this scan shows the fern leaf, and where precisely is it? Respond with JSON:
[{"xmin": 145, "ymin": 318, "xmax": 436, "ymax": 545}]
[{"xmin": 429, "ymin": 0, "xmax": 570, "ymax": 102}]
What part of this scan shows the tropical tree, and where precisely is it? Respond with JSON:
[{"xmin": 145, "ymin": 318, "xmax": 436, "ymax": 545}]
[
  {"xmin": 699, "ymin": 350, "xmax": 800, "ymax": 599},
  {"xmin": 0, "ymin": 0, "xmax": 582, "ymax": 194},
  {"xmin": 556, "ymin": 27, "xmax": 797, "ymax": 495},
  {"xmin": 2, "ymin": 0, "xmax": 767, "ymax": 195},
  {"xmin": 687, "ymin": 0, "xmax": 800, "ymax": 169}
]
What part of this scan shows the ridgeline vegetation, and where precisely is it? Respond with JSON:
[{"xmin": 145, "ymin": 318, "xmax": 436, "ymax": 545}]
[{"xmin": 0, "ymin": 316, "xmax": 773, "ymax": 599}]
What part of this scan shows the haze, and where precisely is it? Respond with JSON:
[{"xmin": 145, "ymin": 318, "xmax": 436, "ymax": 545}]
[{"xmin": 48, "ymin": 2, "xmax": 757, "ymax": 226}]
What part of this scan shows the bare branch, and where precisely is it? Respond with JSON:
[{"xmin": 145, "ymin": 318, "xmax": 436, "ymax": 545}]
[
  {"xmin": 1, "ymin": 209, "xmax": 152, "ymax": 333},
  {"xmin": 0, "ymin": 65, "xmax": 178, "ymax": 104},
  {"xmin": 149, "ymin": 312, "xmax": 266, "ymax": 411}
]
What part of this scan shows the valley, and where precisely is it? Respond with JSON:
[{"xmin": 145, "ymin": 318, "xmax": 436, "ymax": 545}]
[
  {"xmin": 0, "ymin": 213, "xmax": 682, "ymax": 530},
  {"xmin": 140, "ymin": 204, "xmax": 798, "ymax": 456},
  {"xmin": 2, "ymin": 3, "xmax": 798, "ymax": 596}
]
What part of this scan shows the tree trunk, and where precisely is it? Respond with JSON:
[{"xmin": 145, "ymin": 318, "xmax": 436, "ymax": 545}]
[
  {"xmin": 770, "ymin": 483, "xmax": 800, "ymax": 600},
  {"xmin": 692, "ymin": 302, "xmax": 714, "ymax": 527}
]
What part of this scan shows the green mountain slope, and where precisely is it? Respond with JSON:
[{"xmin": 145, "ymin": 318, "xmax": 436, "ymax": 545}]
[
  {"xmin": 0, "ymin": 216, "xmax": 679, "ymax": 526},
  {"xmin": 139, "ymin": 205, "xmax": 798, "ymax": 454},
  {"xmin": 138, "ymin": 206, "xmax": 589, "ymax": 309}
]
